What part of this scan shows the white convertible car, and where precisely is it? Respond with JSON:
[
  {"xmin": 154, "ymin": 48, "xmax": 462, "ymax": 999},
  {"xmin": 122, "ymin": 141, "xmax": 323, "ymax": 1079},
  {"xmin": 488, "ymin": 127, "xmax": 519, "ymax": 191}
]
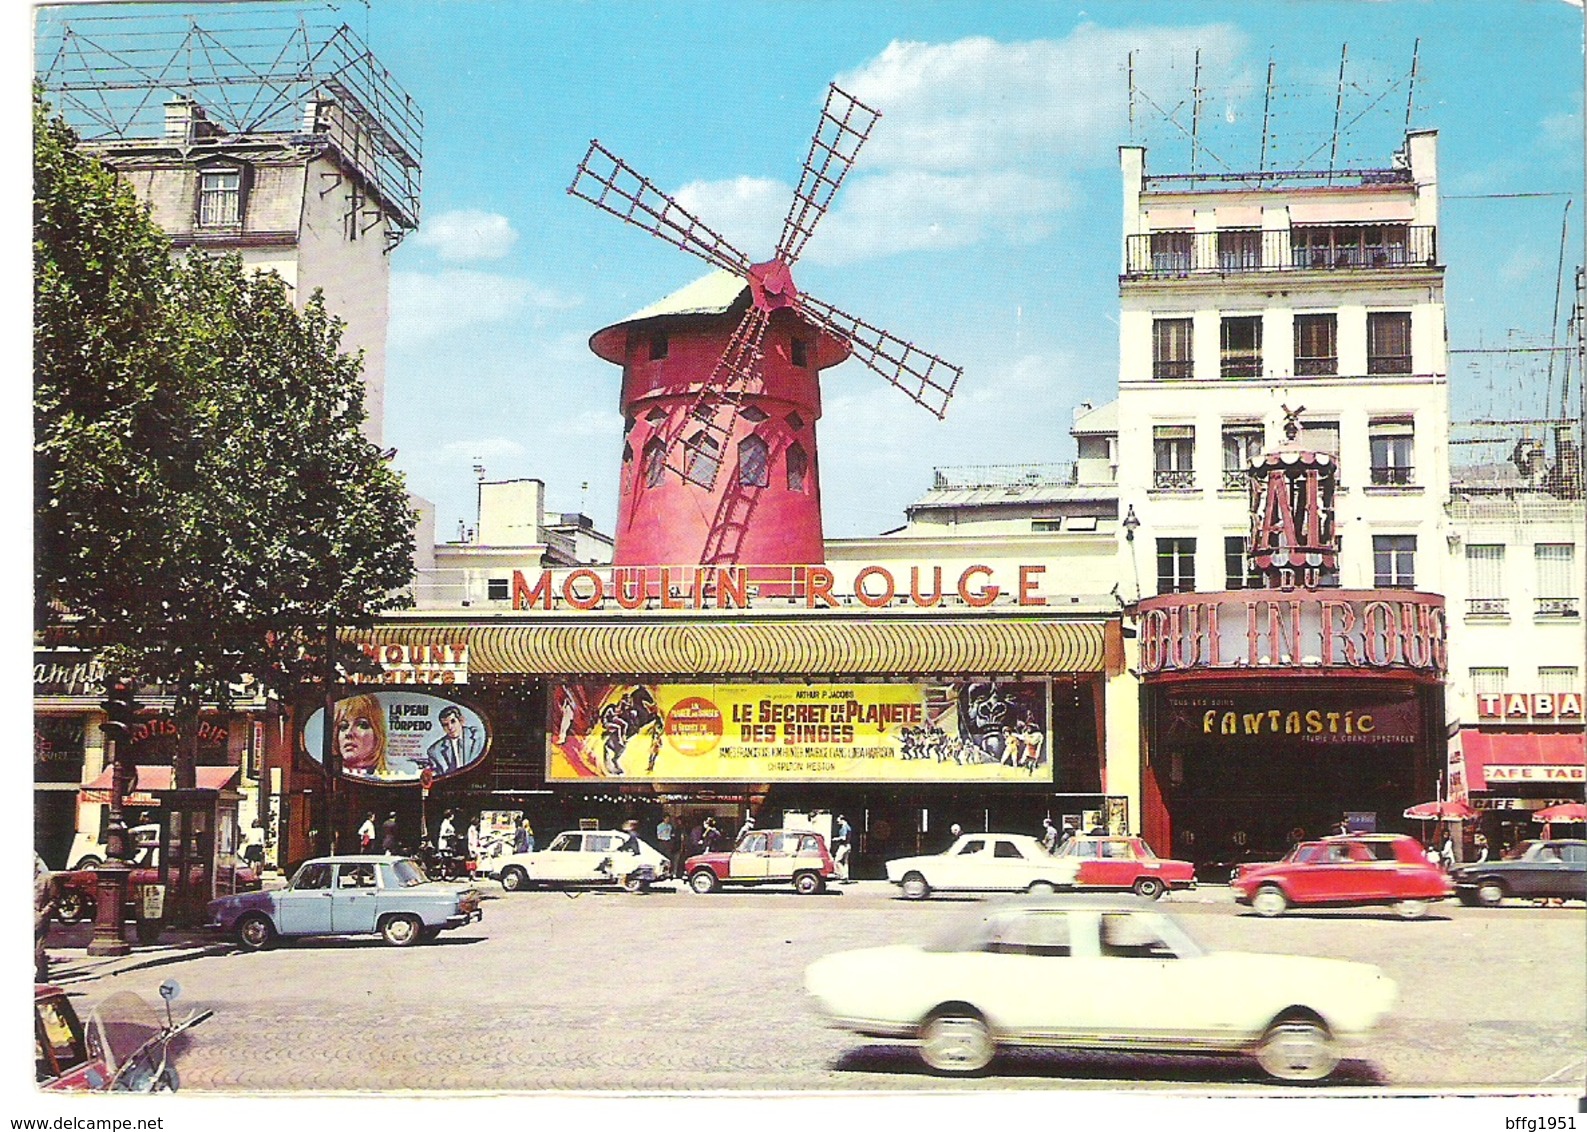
[
  {"xmin": 804, "ymin": 895, "xmax": 1397, "ymax": 1081},
  {"xmin": 885, "ymin": 833, "xmax": 1079, "ymax": 899}
]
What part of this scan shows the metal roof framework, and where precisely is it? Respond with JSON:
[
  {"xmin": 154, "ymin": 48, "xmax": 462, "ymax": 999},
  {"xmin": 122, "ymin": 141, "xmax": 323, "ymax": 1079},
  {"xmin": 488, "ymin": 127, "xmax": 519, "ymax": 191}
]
[{"xmin": 36, "ymin": 10, "xmax": 422, "ymax": 238}]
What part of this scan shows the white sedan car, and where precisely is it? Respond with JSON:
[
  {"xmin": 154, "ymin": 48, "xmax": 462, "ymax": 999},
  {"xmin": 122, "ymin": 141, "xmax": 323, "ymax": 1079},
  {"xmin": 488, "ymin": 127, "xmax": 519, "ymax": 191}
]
[
  {"xmin": 885, "ymin": 833, "xmax": 1079, "ymax": 899},
  {"xmin": 485, "ymin": 830, "xmax": 672, "ymax": 892},
  {"xmin": 804, "ymin": 895, "xmax": 1397, "ymax": 1081}
]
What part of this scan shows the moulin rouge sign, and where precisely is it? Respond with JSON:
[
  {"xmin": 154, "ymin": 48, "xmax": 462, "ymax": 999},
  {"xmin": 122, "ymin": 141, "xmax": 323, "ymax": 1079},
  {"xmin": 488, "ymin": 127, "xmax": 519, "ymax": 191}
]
[{"xmin": 507, "ymin": 564, "xmax": 1055, "ymax": 611}]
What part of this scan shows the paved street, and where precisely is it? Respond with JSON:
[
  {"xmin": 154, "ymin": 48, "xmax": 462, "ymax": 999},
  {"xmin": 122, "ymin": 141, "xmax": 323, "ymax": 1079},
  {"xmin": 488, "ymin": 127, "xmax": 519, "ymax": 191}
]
[{"xmin": 43, "ymin": 881, "xmax": 1585, "ymax": 1095}]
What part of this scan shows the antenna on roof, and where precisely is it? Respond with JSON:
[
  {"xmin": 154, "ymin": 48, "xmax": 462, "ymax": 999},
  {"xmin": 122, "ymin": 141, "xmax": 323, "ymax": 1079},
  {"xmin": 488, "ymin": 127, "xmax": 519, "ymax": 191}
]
[{"xmin": 1328, "ymin": 43, "xmax": 1349, "ymax": 183}]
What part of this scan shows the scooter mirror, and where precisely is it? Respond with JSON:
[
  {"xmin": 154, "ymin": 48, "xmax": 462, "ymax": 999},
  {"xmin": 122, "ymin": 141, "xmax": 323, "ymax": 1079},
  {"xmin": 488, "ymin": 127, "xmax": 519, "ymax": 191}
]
[{"xmin": 158, "ymin": 979, "xmax": 181, "ymax": 1002}]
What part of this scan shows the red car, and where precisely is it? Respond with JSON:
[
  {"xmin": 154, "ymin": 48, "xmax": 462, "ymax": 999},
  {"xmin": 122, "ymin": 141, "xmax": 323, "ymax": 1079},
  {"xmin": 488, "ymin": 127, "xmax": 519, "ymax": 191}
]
[
  {"xmin": 684, "ymin": 828, "xmax": 838, "ymax": 895},
  {"xmin": 54, "ymin": 862, "xmax": 260, "ymax": 924},
  {"xmin": 1051, "ymin": 835, "xmax": 1197, "ymax": 899},
  {"xmin": 1231, "ymin": 834, "xmax": 1453, "ymax": 919}
]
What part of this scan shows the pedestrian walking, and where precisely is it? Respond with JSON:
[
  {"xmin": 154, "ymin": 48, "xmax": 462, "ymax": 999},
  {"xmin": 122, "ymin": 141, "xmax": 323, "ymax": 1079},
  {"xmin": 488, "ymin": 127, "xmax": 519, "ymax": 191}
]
[
  {"xmin": 466, "ymin": 815, "xmax": 481, "ymax": 865},
  {"xmin": 358, "ymin": 811, "xmax": 377, "ymax": 853},
  {"xmin": 701, "ymin": 817, "xmax": 725, "ymax": 853},
  {"xmin": 736, "ymin": 813, "xmax": 756, "ymax": 841},
  {"xmin": 1040, "ymin": 816, "xmax": 1059, "ymax": 854},
  {"xmin": 437, "ymin": 810, "xmax": 457, "ymax": 856},
  {"xmin": 380, "ymin": 811, "xmax": 399, "ymax": 854},
  {"xmin": 1439, "ymin": 831, "xmax": 1456, "ymax": 870},
  {"xmin": 654, "ymin": 813, "xmax": 677, "ymax": 870},
  {"xmin": 1472, "ymin": 832, "xmax": 1490, "ymax": 863},
  {"xmin": 831, "ymin": 814, "xmax": 854, "ymax": 883},
  {"xmin": 513, "ymin": 816, "xmax": 531, "ymax": 854},
  {"xmin": 34, "ymin": 855, "xmax": 55, "ymax": 984}
]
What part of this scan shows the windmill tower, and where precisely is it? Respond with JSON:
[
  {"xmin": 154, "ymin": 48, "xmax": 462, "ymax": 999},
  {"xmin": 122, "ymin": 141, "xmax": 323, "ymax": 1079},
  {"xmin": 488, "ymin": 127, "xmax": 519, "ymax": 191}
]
[{"xmin": 571, "ymin": 85, "xmax": 962, "ymax": 586}]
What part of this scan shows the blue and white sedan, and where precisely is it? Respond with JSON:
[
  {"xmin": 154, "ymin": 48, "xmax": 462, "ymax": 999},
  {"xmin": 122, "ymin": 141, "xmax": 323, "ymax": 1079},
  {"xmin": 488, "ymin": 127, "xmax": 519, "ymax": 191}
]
[{"xmin": 207, "ymin": 855, "xmax": 482, "ymax": 950}]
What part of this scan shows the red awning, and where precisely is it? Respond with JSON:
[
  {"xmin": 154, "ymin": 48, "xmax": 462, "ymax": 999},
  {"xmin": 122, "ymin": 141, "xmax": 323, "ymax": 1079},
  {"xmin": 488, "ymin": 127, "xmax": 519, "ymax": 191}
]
[
  {"xmin": 79, "ymin": 765, "xmax": 240, "ymax": 806},
  {"xmin": 1455, "ymin": 730, "xmax": 1586, "ymax": 792}
]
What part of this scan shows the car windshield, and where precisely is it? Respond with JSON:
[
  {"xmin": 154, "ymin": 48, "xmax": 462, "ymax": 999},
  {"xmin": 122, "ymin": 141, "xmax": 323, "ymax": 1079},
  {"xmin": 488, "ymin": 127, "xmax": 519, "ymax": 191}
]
[
  {"xmin": 391, "ymin": 858, "xmax": 428, "ymax": 887},
  {"xmin": 923, "ymin": 912, "xmax": 1001, "ymax": 954}
]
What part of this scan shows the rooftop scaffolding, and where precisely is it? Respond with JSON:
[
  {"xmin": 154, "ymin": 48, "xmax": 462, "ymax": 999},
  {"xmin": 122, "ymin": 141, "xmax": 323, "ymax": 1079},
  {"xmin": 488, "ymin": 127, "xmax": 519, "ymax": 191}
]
[{"xmin": 36, "ymin": 9, "xmax": 423, "ymax": 237}]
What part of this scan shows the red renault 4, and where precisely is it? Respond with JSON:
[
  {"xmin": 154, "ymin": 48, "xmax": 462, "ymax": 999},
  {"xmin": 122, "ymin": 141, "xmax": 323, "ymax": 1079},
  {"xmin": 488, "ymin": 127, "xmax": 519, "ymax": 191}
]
[{"xmin": 684, "ymin": 828, "xmax": 838, "ymax": 895}]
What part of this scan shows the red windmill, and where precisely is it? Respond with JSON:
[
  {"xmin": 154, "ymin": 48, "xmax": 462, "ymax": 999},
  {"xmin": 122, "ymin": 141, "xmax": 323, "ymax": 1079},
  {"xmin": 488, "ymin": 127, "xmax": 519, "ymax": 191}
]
[{"xmin": 570, "ymin": 85, "xmax": 962, "ymax": 586}]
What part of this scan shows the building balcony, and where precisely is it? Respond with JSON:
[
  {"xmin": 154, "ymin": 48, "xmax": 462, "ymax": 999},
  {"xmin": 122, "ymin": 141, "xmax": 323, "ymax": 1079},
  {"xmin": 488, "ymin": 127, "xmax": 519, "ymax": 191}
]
[
  {"xmin": 1537, "ymin": 596, "xmax": 1581, "ymax": 619},
  {"xmin": 1123, "ymin": 225, "xmax": 1438, "ymax": 280},
  {"xmin": 1152, "ymin": 469, "xmax": 1196, "ymax": 490},
  {"xmin": 1466, "ymin": 597, "xmax": 1509, "ymax": 618}
]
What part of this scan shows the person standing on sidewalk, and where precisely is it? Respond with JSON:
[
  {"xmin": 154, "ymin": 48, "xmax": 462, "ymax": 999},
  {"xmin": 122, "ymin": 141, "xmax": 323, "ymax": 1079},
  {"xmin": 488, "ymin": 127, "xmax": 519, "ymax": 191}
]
[
  {"xmin": 831, "ymin": 814, "xmax": 854, "ymax": 883},
  {"xmin": 380, "ymin": 812, "xmax": 399, "ymax": 854},
  {"xmin": 1040, "ymin": 816, "xmax": 1059, "ymax": 854},
  {"xmin": 654, "ymin": 814, "xmax": 677, "ymax": 875},
  {"xmin": 358, "ymin": 812, "xmax": 377, "ymax": 853}
]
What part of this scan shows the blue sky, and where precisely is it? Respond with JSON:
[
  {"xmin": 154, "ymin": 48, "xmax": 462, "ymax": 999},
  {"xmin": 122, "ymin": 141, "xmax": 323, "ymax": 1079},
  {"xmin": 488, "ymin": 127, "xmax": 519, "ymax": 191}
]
[{"xmin": 33, "ymin": 0, "xmax": 1587, "ymax": 541}]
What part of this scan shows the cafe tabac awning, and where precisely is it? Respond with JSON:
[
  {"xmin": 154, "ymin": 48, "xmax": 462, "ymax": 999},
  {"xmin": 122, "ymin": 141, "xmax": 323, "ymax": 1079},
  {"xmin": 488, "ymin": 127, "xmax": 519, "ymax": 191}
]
[{"xmin": 353, "ymin": 617, "xmax": 1109, "ymax": 678}]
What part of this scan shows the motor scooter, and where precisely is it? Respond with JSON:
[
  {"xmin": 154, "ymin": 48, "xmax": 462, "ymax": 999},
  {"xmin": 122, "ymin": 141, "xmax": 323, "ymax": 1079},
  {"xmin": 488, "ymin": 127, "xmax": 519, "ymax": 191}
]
[{"xmin": 40, "ymin": 979, "xmax": 211, "ymax": 1092}]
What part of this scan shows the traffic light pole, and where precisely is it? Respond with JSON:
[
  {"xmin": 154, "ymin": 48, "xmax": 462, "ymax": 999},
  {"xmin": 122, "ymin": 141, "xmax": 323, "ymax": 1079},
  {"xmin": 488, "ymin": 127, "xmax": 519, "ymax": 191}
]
[{"xmin": 87, "ymin": 676, "xmax": 138, "ymax": 956}]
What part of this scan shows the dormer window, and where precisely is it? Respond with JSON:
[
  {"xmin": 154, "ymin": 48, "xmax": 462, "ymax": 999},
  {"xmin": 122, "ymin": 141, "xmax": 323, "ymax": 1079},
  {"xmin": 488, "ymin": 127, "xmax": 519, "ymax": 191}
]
[{"xmin": 197, "ymin": 166, "xmax": 243, "ymax": 227}]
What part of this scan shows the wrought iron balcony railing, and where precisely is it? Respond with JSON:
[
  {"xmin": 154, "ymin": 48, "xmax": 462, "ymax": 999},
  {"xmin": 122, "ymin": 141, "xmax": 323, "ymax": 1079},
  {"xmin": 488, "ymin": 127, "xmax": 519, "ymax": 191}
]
[
  {"xmin": 1124, "ymin": 225, "xmax": 1437, "ymax": 279},
  {"xmin": 1537, "ymin": 596, "xmax": 1581, "ymax": 618},
  {"xmin": 1466, "ymin": 598, "xmax": 1509, "ymax": 617},
  {"xmin": 1153, "ymin": 469, "xmax": 1196, "ymax": 490}
]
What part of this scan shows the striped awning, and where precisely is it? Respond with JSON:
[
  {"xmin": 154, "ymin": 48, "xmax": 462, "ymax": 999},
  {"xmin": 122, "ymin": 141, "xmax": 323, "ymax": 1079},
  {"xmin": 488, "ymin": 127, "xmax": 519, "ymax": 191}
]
[{"xmin": 352, "ymin": 618, "xmax": 1106, "ymax": 677}]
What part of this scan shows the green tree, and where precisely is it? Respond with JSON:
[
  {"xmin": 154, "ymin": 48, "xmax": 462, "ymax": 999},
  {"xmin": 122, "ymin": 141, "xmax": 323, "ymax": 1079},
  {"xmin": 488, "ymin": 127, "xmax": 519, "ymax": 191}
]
[{"xmin": 34, "ymin": 93, "xmax": 416, "ymax": 790}]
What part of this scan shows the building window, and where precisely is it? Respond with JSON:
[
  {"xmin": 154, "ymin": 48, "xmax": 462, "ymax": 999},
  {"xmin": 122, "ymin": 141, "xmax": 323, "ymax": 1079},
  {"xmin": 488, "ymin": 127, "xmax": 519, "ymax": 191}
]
[
  {"xmin": 1221, "ymin": 423, "xmax": 1264, "ymax": 489},
  {"xmin": 1152, "ymin": 318, "xmax": 1193, "ymax": 380},
  {"xmin": 1156, "ymin": 538, "xmax": 1196, "ymax": 594},
  {"xmin": 1224, "ymin": 535, "xmax": 1261, "ymax": 589},
  {"xmin": 1220, "ymin": 316, "xmax": 1262, "ymax": 378},
  {"xmin": 1373, "ymin": 535, "xmax": 1416, "ymax": 589},
  {"xmin": 1217, "ymin": 229, "xmax": 1261, "ymax": 271},
  {"xmin": 642, "ymin": 438, "xmax": 666, "ymax": 488},
  {"xmin": 684, "ymin": 432, "xmax": 720, "ymax": 488},
  {"xmin": 786, "ymin": 411, "xmax": 805, "ymax": 430},
  {"xmin": 1291, "ymin": 223, "xmax": 1410, "ymax": 268},
  {"xmin": 649, "ymin": 332, "xmax": 669, "ymax": 360},
  {"xmin": 487, "ymin": 578, "xmax": 510, "ymax": 602},
  {"xmin": 1298, "ymin": 420, "xmax": 1341, "ymax": 458},
  {"xmin": 1466, "ymin": 545, "xmax": 1506, "ymax": 617},
  {"xmin": 1293, "ymin": 314, "xmax": 1338, "ymax": 376},
  {"xmin": 737, "ymin": 435, "xmax": 769, "ymax": 487},
  {"xmin": 1151, "ymin": 231, "xmax": 1192, "ymax": 274},
  {"xmin": 1367, "ymin": 311, "xmax": 1413, "ymax": 375},
  {"xmin": 1539, "ymin": 667, "xmax": 1581, "ymax": 694},
  {"xmin": 1470, "ymin": 667, "xmax": 1509, "ymax": 697},
  {"xmin": 1535, "ymin": 544, "xmax": 1579, "ymax": 617},
  {"xmin": 790, "ymin": 338, "xmax": 809, "ymax": 368},
  {"xmin": 738, "ymin": 405, "xmax": 769, "ymax": 423},
  {"xmin": 1368, "ymin": 419, "xmax": 1415, "ymax": 485},
  {"xmin": 197, "ymin": 167, "xmax": 242, "ymax": 227},
  {"xmin": 1152, "ymin": 425, "xmax": 1195, "ymax": 489},
  {"xmin": 785, "ymin": 442, "xmax": 808, "ymax": 492}
]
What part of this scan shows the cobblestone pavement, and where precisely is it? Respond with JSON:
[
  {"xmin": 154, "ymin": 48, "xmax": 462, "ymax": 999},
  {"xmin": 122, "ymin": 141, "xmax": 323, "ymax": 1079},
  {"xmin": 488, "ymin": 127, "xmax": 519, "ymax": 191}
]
[{"xmin": 40, "ymin": 881, "xmax": 1586, "ymax": 1096}]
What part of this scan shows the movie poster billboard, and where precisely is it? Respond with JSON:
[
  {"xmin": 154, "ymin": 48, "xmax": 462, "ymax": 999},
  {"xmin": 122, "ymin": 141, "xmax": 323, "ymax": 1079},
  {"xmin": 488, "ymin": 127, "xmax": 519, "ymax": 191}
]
[
  {"xmin": 302, "ymin": 691, "xmax": 490, "ymax": 785},
  {"xmin": 548, "ymin": 680, "xmax": 1051, "ymax": 783}
]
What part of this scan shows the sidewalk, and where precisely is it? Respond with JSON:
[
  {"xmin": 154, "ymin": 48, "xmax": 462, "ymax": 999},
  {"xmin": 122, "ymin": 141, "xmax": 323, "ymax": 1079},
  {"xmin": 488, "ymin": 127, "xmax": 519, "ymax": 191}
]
[{"xmin": 42, "ymin": 919, "xmax": 228, "ymax": 988}]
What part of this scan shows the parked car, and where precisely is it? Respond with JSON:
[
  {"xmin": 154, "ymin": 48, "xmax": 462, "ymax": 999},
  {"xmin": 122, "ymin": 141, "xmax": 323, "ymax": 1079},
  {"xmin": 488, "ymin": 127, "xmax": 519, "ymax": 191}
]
[
  {"xmin": 54, "ymin": 859, "xmax": 260, "ymax": 924},
  {"xmin": 37, "ymin": 979, "xmax": 210, "ymax": 1092},
  {"xmin": 803, "ymin": 894, "xmax": 1397, "ymax": 1080},
  {"xmin": 684, "ymin": 828, "xmax": 837, "ymax": 895},
  {"xmin": 1051, "ymin": 835, "xmax": 1197, "ymax": 898},
  {"xmin": 486, "ymin": 829, "xmax": 672, "ymax": 893},
  {"xmin": 206, "ymin": 855, "xmax": 482, "ymax": 949},
  {"xmin": 1450, "ymin": 839, "xmax": 1587, "ymax": 906},
  {"xmin": 1230, "ymin": 834, "xmax": 1453, "ymax": 919},
  {"xmin": 886, "ymin": 833, "xmax": 1079, "ymax": 900},
  {"xmin": 65, "ymin": 823, "xmax": 161, "ymax": 871}
]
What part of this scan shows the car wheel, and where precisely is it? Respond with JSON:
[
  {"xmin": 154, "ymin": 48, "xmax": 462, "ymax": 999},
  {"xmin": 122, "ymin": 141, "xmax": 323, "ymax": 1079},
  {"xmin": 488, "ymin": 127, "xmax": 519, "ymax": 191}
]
[
  {"xmin": 621, "ymin": 872, "xmax": 649, "ymax": 894},
  {"xmin": 1256, "ymin": 1016, "xmax": 1340, "ymax": 1082},
  {"xmin": 236, "ymin": 913, "xmax": 275, "ymax": 952},
  {"xmin": 1456, "ymin": 891, "xmax": 1479, "ymax": 907},
  {"xmin": 794, "ymin": 871, "xmax": 824, "ymax": 895},
  {"xmin": 500, "ymin": 866, "xmax": 528, "ymax": 892},
  {"xmin": 1027, "ymin": 880, "xmax": 1056, "ymax": 895},
  {"xmin": 919, "ymin": 1009, "xmax": 994, "ymax": 1074},
  {"xmin": 1133, "ymin": 876, "xmax": 1166, "ymax": 900},
  {"xmin": 901, "ymin": 872, "xmax": 931, "ymax": 901},
  {"xmin": 380, "ymin": 914, "xmax": 423, "ymax": 947},
  {"xmin": 1393, "ymin": 899, "xmax": 1430, "ymax": 920},
  {"xmin": 689, "ymin": 869, "xmax": 720, "ymax": 895},
  {"xmin": 56, "ymin": 889, "xmax": 90, "ymax": 923},
  {"xmin": 1252, "ymin": 885, "xmax": 1288, "ymax": 918},
  {"xmin": 1476, "ymin": 880, "xmax": 1506, "ymax": 907}
]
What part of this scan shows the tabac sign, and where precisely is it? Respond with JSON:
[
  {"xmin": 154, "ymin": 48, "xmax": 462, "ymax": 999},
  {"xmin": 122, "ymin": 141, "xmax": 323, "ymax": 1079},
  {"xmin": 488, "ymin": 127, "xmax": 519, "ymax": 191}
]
[{"xmin": 1476, "ymin": 692, "xmax": 1585, "ymax": 724}]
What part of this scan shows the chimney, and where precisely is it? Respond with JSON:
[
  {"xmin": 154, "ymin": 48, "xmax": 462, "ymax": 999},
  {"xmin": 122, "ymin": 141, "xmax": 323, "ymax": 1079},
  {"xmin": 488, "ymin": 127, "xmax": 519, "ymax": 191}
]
[{"xmin": 164, "ymin": 97, "xmax": 202, "ymax": 144}]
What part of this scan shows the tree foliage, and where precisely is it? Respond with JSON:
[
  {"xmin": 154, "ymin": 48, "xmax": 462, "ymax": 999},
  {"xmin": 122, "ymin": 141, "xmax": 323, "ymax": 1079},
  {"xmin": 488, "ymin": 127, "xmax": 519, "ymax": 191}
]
[{"xmin": 34, "ymin": 93, "xmax": 416, "ymax": 764}]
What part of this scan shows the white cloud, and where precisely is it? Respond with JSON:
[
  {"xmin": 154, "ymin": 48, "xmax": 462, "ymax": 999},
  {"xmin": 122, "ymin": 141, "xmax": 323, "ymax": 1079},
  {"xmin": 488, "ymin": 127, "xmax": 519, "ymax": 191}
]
[
  {"xmin": 663, "ymin": 24, "xmax": 1244, "ymax": 265},
  {"xmin": 673, "ymin": 176, "xmax": 786, "ymax": 258},
  {"xmin": 412, "ymin": 209, "xmax": 520, "ymax": 262},
  {"xmin": 389, "ymin": 269, "xmax": 580, "ymax": 348}
]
